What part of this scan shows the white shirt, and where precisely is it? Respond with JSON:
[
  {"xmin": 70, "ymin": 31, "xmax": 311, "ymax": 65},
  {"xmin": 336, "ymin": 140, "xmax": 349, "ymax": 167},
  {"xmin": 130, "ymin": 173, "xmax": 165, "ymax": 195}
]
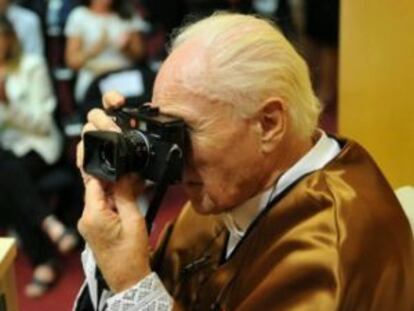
[
  {"xmin": 74, "ymin": 131, "xmax": 341, "ymax": 311},
  {"xmin": 0, "ymin": 55, "xmax": 62, "ymax": 164},
  {"xmin": 65, "ymin": 6, "xmax": 147, "ymax": 102},
  {"xmin": 6, "ymin": 5, "xmax": 44, "ymax": 55}
]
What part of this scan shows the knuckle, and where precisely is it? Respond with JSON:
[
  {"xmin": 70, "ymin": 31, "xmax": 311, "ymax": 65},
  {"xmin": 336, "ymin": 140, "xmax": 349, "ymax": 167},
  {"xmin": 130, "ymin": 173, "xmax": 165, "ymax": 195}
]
[
  {"xmin": 87, "ymin": 108, "xmax": 103, "ymax": 123},
  {"xmin": 77, "ymin": 217, "xmax": 87, "ymax": 238},
  {"xmin": 103, "ymin": 91, "xmax": 124, "ymax": 109},
  {"xmin": 76, "ymin": 142, "xmax": 84, "ymax": 168},
  {"xmin": 86, "ymin": 108, "xmax": 118, "ymax": 131},
  {"xmin": 81, "ymin": 123, "xmax": 96, "ymax": 137},
  {"xmin": 77, "ymin": 211, "xmax": 96, "ymax": 240}
]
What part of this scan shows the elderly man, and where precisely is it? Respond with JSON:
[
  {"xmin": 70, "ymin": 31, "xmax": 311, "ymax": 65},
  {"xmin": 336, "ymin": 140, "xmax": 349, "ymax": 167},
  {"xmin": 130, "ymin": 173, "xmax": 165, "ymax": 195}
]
[{"xmin": 74, "ymin": 13, "xmax": 414, "ymax": 311}]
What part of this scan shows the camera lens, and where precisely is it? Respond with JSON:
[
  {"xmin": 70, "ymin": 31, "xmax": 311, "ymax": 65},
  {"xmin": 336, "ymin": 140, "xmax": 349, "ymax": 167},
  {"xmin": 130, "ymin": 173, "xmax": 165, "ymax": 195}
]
[
  {"xmin": 99, "ymin": 141, "xmax": 116, "ymax": 173},
  {"xmin": 125, "ymin": 130, "xmax": 150, "ymax": 170}
]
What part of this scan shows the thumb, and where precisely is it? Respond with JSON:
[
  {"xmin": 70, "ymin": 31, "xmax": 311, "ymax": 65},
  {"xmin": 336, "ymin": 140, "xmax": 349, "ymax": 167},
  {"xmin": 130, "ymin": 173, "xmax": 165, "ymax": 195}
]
[
  {"xmin": 84, "ymin": 178, "xmax": 106, "ymax": 211},
  {"xmin": 79, "ymin": 178, "xmax": 108, "ymax": 238},
  {"xmin": 113, "ymin": 175, "xmax": 145, "ymax": 224}
]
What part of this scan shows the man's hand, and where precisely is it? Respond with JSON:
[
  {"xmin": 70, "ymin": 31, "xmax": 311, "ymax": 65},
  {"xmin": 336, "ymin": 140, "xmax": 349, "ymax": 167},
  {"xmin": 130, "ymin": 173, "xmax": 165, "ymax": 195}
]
[{"xmin": 77, "ymin": 92, "xmax": 151, "ymax": 293}]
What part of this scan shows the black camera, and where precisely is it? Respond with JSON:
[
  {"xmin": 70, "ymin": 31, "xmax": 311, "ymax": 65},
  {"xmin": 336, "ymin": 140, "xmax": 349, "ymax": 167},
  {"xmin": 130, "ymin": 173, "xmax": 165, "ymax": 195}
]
[{"xmin": 83, "ymin": 105, "xmax": 186, "ymax": 183}]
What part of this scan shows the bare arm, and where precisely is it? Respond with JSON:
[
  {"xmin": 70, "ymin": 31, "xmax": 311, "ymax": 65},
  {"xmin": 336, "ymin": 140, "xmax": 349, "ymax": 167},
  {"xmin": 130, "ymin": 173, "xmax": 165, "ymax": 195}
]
[
  {"xmin": 118, "ymin": 32, "xmax": 145, "ymax": 62},
  {"xmin": 66, "ymin": 34, "xmax": 108, "ymax": 70},
  {"xmin": 65, "ymin": 37, "xmax": 87, "ymax": 70}
]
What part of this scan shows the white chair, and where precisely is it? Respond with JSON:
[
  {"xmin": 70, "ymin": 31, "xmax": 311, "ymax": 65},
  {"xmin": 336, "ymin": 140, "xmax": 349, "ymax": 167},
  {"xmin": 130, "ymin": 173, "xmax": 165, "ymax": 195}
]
[{"xmin": 395, "ymin": 186, "xmax": 414, "ymax": 235}]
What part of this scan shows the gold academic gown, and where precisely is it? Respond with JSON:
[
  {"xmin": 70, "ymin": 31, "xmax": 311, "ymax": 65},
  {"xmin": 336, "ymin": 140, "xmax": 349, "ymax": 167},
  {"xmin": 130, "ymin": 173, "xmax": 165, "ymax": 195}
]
[{"xmin": 152, "ymin": 138, "xmax": 414, "ymax": 310}]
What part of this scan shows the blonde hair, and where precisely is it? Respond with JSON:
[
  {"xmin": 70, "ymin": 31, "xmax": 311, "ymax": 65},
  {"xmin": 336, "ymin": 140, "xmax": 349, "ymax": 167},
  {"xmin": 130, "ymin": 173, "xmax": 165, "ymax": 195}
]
[
  {"xmin": 0, "ymin": 14, "xmax": 22, "ymax": 72},
  {"xmin": 170, "ymin": 13, "xmax": 321, "ymax": 139}
]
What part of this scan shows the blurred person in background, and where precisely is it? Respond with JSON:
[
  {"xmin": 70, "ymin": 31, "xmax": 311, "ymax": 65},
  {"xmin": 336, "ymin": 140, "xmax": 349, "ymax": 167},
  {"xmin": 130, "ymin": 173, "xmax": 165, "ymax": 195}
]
[
  {"xmin": 17, "ymin": 0, "xmax": 81, "ymax": 36},
  {"xmin": 138, "ymin": 0, "xmax": 291, "ymax": 63},
  {"xmin": 0, "ymin": 15, "xmax": 77, "ymax": 297},
  {"xmin": 0, "ymin": 0, "xmax": 44, "ymax": 54},
  {"xmin": 250, "ymin": 0, "xmax": 295, "ymax": 39},
  {"xmin": 303, "ymin": 0, "xmax": 339, "ymax": 112},
  {"xmin": 65, "ymin": 0, "xmax": 146, "ymax": 104},
  {"xmin": 182, "ymin": 0, "xmax": 295, "ymax": 39}
]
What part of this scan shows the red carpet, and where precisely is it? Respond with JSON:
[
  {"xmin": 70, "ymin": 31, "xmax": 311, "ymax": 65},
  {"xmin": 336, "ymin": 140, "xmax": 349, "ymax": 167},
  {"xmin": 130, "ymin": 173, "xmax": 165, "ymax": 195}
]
[{"xmin": 15, "ymin": 249, "xmax": 83, "ymax": 311}]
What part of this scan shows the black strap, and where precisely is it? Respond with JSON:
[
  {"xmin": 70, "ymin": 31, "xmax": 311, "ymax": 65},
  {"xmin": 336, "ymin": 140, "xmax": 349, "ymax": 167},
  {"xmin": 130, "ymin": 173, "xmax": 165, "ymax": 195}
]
[{"xmin": 145, "ymin": 144, "xmax": 182, "ymax": 232}]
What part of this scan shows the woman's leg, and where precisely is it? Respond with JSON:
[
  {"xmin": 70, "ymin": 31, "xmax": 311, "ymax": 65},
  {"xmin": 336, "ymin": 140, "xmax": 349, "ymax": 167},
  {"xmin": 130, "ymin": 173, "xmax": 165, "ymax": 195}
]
[
  {"xmin": 0, "ymin": 150, "xmax": 52, "ymax": 226},
  {"xmin": 0, "ymin": 149, "xmax": 78, "ymax": 253}
]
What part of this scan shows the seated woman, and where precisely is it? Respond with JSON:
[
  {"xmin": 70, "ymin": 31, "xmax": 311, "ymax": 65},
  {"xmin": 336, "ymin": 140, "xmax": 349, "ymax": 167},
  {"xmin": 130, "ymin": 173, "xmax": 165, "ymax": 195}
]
[
  {"xmin": 0, "ymin": 15, "xmax": 77, "ymax": 297},
  {"xmin": 65, "ymin": 0, "xmax": 146, "ymax": 104}
]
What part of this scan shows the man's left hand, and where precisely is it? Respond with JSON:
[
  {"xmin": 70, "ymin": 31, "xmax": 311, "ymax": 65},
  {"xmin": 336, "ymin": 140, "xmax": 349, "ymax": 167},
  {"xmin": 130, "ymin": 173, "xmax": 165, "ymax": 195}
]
[{"xmin": 77, "ymin": 94, "xmax": 152, "ymax": 293}]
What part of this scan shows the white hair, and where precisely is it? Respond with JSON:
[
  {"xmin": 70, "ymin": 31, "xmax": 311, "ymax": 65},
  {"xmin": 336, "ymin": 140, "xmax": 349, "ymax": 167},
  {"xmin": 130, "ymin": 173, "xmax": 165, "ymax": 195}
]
[{"xmin": 170, "ymin": 12, "xmax": 321, "ymax": 139}]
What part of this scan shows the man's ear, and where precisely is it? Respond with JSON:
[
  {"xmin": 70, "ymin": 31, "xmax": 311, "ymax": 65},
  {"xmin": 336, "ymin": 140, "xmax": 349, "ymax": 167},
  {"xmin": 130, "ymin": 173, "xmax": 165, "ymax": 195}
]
[{"xmin": 257, "ymin": 98, "xmax": 287, "ymax": 153}]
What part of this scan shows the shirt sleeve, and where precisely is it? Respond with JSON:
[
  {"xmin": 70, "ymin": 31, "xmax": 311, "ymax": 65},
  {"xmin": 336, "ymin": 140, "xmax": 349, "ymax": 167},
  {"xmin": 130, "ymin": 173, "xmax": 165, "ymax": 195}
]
[
  {"xmin": 129, "ymin": 14, "xmax": 151, "ymax": 33},
  {"xmin": 79, "ymin": 245, "xmax": 100, "ymax": 309},
  {"xmin": 26, "ymin": 16, "xmax": 44, "ymax": 56},
  {"xmin": 23, "ymin": 14, "xmax": 44, "ymax": 55},
  {"xmin": 64, "ymin": 7, "xmax": 85, "ymax": 37},
  {"xmin": 105, "ymin": 273, "xmax": 173, "ymax": 311},
  {"xmin": 75, "ymin": 245, "xmax": 173, "ymax": 311},
  {"xmin": 4, "ymin": 56, "xmax": 56, "ymax": 135}
]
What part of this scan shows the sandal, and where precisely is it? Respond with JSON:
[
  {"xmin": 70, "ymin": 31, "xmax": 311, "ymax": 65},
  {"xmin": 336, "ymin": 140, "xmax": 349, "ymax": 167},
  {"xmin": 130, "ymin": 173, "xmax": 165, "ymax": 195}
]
[
  {"xmin": 55, "ymin": 228, "xmax": 79, "ymax": 254},
  {"xmin": 42, "ymin": 216, "xmax": 79, "ymax": 254},
  {"xmin": 25, "ymin": 262, "xmax": 59, "ymax": 298}
]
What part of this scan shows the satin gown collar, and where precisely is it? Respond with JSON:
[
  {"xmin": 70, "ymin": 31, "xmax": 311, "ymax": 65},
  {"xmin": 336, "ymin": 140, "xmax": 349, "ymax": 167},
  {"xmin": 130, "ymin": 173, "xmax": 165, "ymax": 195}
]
[{"xmin": 223, "ymin": 130, "xmax": 341, "ymax": 241}]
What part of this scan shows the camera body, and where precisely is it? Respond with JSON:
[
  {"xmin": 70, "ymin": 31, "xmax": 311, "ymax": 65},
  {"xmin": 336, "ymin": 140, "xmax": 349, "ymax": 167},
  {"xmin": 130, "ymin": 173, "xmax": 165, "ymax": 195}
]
[{"xmin": 83, "ymin": 105, "xmax": 186, "ymax": 183}]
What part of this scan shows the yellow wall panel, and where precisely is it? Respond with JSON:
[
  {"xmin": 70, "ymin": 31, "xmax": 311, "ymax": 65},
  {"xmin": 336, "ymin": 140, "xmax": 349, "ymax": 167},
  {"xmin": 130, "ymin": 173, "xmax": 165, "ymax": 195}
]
[{"xmin": 339, "ymin": 0, "xmax": 414, "ymax": 187}]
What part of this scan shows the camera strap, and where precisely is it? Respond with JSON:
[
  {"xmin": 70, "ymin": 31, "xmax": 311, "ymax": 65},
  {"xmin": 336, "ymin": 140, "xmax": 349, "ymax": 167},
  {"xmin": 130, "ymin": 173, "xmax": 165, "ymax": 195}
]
[{"xmin": 145, "ymin": 144, "xmax": 183, "ymax": 233}]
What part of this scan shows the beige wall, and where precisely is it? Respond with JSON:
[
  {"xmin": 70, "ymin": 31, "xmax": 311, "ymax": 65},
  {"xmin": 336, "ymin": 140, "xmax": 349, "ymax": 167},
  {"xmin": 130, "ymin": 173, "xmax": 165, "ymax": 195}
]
[{"xmin": 339, "ymin": 0, "xmax": 414, "ymax": 187}]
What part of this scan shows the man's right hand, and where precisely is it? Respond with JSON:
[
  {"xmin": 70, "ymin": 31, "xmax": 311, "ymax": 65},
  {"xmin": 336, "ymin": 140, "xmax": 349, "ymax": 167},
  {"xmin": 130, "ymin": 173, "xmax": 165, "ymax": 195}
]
[{"xmin": 77, "ymin": 91, "xmax": 152, "ymax": 293}]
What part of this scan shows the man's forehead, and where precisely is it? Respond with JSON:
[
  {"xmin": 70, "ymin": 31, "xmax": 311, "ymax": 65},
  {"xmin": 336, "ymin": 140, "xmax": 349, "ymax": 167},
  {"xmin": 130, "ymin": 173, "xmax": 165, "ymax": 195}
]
[
  {"xmin": 151, "ymin": 39, "xmax": 226, "ymax": 128},
  {"xmin": 153, "ymin": 40, "xmax": 208, "ymax": 102}
]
